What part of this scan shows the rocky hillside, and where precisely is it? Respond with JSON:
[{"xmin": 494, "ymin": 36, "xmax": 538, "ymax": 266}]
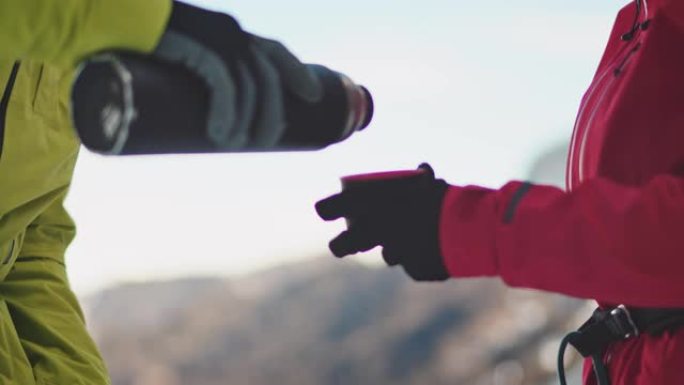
[{"xmin": 84, "ymin": 258, "xmax": 589, "ymax": 385}]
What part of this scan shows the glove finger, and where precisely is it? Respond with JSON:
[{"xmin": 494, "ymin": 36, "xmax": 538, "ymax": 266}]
[
  {"xmin": 252, "ymin": 36, "xmax": 323, "ymax": 102},
  {"xmin": 154, "ymin": 31, "xmax": 241, "ymax": 147},
  {"xmin": 417, "ymin": 163, "xmax": 436, "ymax": 179},
  {"xmin": 230, "ymin": 60, "xmax": 257, "ymax": 146},
  {"xmin": 381, "ymin": 247, "xmax": 402, "ymax": 266},
  {"xmin": 329, "ymin": 228, "xmax": 379, "ymax": 258},
  {"xmin": 247, "ymin": 45, "xmax": 286, "ymax": 147},
  {"xmin": 315, "ymin": 192, "xmax": 353, "ymax": 221}
]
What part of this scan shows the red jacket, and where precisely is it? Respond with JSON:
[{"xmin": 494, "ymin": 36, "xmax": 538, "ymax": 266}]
[{"xmin": 439, "ymin": 0, "xmax": 684, "ymax": 383}]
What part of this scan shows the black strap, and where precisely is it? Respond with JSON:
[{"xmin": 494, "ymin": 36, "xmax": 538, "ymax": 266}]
[
  {"xmin": 569, "ymin": 305, "xmax": 639, "ymax": 357},
  {"xmin": 632, "ymin": 308, "xmax": 684, "ymax": 335},
  {"xmin": 570, "ymin": 305, "xmax": 684, "ymax": 357},
  {"xmin": 558, "ymin": 305, "xmax": 684, "ymax": 385}
]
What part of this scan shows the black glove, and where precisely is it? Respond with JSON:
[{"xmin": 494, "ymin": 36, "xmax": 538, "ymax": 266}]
[
  {"xmin": 153, "ymin": 1, "xmax": 323, "ymax": 149},
  {"xmin": 315, "ymin": 164, "xmax": 450, "ymax": 281}
]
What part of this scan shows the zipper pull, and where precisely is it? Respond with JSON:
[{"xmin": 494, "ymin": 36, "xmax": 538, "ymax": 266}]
[
  {"xmin": 621, "ymin": 19, "xmax": 650, "ymax": 41},
  {"xmin": 621, "ymin": 30, "xmax": 636, "ymax": 41},
  {"xmin": 621, "ymin": 0, "xmax": 643, "ymax": 41}
]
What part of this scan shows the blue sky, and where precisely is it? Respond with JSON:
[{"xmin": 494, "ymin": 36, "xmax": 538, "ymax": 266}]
[{"xmin": 67, "ymin": 0, "xmax": 628, "ymax": 296}]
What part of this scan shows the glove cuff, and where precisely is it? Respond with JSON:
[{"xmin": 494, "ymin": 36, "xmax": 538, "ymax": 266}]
[{"xmin": 412, "ymin": 176, "xmax": 450, "ymax": 280}]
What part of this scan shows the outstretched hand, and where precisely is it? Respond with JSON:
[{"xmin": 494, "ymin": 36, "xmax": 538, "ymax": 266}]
[{"xmin": 316, "ymin": 164, "xmax": 451, "ymax": 281}]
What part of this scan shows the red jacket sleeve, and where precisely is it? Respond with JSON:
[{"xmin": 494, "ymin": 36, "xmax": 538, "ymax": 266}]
[{"xmin": 440, "ymin": 174, "xmax": 684, "ymax": 307}]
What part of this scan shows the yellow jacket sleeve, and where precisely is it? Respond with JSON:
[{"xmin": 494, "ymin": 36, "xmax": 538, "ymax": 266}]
[
  {"xmin": 0, "ymin": 188, "xmax": 110, "ymax": 385},
  {"xmin": 0, "ymin": 0, "xmax": 172, "ymax": 68}
]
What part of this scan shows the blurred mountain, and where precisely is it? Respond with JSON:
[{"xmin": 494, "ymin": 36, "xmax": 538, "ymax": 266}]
[
  {"xmin": 84, "ymin": 143, "xmax": 588, "ymax": 385},
  {"xmin": 85, "ymin": 258, "xmax": 589, "ymax": 385}
]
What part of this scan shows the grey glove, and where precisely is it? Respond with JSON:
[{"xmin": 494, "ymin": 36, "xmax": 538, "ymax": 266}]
[{"xmin": 154, "ymin": 1, "xmax": 323, "ymax": 149}]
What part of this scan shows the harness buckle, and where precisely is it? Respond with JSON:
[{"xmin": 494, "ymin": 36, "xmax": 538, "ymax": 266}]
[{"xmin": 608, "ymin": 304, "xmax": 640, "ymax": 339}]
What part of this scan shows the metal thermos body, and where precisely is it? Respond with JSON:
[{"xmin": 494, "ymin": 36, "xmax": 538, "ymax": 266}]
[{"xmin": 71, "ymin": 53, "xmax": 373, "ymax": 155}]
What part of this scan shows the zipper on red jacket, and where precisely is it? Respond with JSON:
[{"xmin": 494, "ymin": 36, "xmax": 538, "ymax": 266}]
[
  {"xmin": 566, "ymin": 21, "xmax": 638, "ymax": 189},
  {"xmin": 0, "ymin": 62, "xmax": 20, "ymax": 162},
  {"xmin": 567, "ymin": 2, "xmax": 649, "ymax": 190},
  {"xmin": 576, "ymin": 41, "xmax": 643, "ymax": 183},
  {"xmin": 566, "ymin": 45, "xmax": 633, "ymax": 189}
]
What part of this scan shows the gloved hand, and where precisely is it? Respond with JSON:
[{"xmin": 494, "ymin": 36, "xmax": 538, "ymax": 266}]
[
  {"xmin": 315, "ymin": 164, "xmax": 451, "ymax": 281},
  {"xmin": 153, "ymin": 1, "xmax": 323, "ymax": 149}
]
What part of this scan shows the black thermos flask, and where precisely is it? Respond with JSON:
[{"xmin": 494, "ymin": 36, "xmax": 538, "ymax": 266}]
[{"xmin": 71, "ymin": 53, "xmax": 373, "ymax": 155}]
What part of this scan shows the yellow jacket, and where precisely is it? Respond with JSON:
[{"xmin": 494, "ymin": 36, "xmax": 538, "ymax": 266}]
[{"xmin": 0, "ymin": 1, "xmax": 171, "ymax": 383}]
